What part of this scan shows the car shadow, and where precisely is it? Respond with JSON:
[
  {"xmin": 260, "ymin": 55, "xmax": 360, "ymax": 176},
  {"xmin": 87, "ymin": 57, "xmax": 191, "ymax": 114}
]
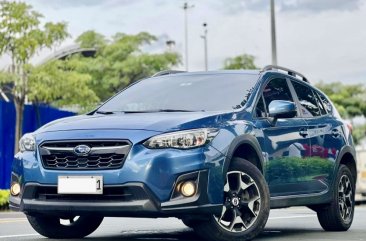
[
  {"xmin": 68, "ymin": 228, "xmax": 202, "ymax": 241},
  {"xmin": 256, "ymin": 228, "xmax": 325, "ymax": 240},
  {"xmin": 47, "ymin": 227, "xmax": 325, "ymax": 241}
]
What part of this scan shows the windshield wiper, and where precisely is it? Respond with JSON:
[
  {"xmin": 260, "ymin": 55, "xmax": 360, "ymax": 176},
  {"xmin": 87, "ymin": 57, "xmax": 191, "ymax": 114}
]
[
  {"xmin": 95, "ymin": 110, "xmax": 116, "ymax": 115},
  {"xmin": 96, "ymin": 109, "xmax": 204, "ymax": 114},
  {"xmin": 155, "ymin": 109, "xmax": 203, "ymax": 112},
  {"xmin": 123, "ymin": 109, "xmax": 204, "ymax": 113}
]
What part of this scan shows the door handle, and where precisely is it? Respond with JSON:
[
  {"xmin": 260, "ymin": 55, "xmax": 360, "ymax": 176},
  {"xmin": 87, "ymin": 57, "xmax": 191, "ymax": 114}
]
[
  {"xmin": 299, "ymin": 129, "xmax": 308, "ymax": 137},
  {"xmin": 331, "ymin": 129, "xmax": 340, "ymax": 138}
]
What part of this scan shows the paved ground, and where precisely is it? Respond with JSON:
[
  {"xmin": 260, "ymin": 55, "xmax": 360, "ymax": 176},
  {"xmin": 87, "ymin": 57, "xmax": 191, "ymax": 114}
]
[{"xmin": 0, "ymin": 206, "xmax": 365, "ymax": 241}]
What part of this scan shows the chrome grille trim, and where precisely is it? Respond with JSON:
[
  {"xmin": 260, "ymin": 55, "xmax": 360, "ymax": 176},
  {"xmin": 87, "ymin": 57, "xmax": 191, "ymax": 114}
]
[
  {"xmin": 42, "ymin": 145, "xmax": 130, "ymax": 153},
  {"xmin": 39, "ymin": 140, "xmax": 131, "ymax": 170}
]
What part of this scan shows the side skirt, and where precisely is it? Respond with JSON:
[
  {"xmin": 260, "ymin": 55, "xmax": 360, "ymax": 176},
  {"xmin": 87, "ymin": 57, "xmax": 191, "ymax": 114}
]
[{"xmin": 270, "ymin": 190, "xmax": 332, "ymax": 209}]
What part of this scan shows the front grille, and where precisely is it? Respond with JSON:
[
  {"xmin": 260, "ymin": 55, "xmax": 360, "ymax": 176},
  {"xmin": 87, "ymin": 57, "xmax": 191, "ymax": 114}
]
[{"xmin": 39, "ymin": 140, "xmax": 131, "ymax": 170}]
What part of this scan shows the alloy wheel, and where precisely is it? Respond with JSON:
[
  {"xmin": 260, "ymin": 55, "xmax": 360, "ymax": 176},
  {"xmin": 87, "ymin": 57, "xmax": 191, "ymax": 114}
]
[
  {"xmin": 215, "ymin": 171, "xmax": 261, "ymax": 232},
  {"xmin": 60, "ymin": 216, "xmax": 80, "ymax": 225},
  {"xmin": 338, "ymin": 174, "xmax": 353, "ymax": 222}
]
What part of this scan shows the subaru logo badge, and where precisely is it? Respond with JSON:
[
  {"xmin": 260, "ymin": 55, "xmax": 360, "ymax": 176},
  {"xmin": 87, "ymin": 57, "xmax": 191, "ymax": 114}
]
[{"xmin": 74, "ymin": 145, "xmax": 91, "ymax": 156}]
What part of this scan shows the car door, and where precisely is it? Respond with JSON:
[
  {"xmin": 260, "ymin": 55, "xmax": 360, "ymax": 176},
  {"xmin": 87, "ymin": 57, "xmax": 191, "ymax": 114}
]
[
  {"xmin": 254, "ymin": 77, "xmax": 311, "ymax": 197},
  {"xmin": 290, "ymin": 80, "xmax": 341, "ymax": 193}
]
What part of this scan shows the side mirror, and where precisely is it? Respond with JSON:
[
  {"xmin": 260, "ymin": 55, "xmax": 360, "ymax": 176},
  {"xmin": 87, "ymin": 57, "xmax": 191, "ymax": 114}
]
[{"xmin": 268, "ymin": 100, "xmax": 297, "ymax": 119}]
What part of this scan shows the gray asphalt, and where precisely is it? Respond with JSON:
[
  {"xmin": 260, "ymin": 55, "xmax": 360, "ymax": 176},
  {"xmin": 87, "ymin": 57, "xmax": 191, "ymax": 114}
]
[{"xmin": 0, "ymin": 206, "xmax": 365, "ymax": 241}]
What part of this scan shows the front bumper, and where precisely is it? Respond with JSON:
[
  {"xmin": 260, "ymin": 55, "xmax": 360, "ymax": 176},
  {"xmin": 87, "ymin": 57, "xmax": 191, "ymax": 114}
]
[
  {"xmin": 10, "ymin": 129, "xmax": 226, "ymax": 218},
  {"xmin": 10, "ymin": 171, "xmax": 221, "ymax": 218}
]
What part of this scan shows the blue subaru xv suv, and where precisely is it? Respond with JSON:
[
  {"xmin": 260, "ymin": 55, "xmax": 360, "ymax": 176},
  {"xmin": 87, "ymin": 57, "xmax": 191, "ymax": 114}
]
[{"xmin": 10, "ymin": 66, "xmax": 357, "ymax": 241}]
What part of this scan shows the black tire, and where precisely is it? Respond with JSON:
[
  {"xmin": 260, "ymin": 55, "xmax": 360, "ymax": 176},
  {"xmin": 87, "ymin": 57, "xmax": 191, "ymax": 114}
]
[
  {"xmin": 27, "ymin": 214, "xmax": 103, "ymax": 239},
  {"xmin": 193, "ymin": 158, "xmax": 270, "ymax": 241},
  {"xmin": 181, "ymin": 218, "xmax": 198, "ymax": 228},
  {"xmin": 317, "ymin": 164, "xmax": 355, "ymax": 231}
]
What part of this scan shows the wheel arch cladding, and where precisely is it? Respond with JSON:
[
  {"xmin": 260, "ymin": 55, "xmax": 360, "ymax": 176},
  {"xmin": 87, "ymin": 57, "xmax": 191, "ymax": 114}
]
[
  {"xmin": 339, "ymin": 152, "xmax": 357, "ymax": 183},
  {"xmin": 224, "ymin": 134, "xmax": 264, "ymax": 176}
]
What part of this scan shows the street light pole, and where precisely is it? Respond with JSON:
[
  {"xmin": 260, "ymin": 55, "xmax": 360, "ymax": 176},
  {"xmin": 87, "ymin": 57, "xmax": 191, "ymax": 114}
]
[
  {"xmin": 270, "ymin": 0, "xmax": 278, "ymax": 65},
  {"xmin": 166, "ymin": 40, "xmax": 176, "ymax": 52},
  {"xmin": 182, "ymin": 2, "xmax": 194, "ymax": 71},
  {"xmin": 201, "ymin": 23, "xmax": 208, "ymax": 71}
]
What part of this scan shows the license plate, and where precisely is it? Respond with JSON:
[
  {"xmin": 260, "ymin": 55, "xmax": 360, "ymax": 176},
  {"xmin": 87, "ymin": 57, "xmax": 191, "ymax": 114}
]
[{"xmin": 58, "ymin": 176, "xmax": 103, "ymax": 194}]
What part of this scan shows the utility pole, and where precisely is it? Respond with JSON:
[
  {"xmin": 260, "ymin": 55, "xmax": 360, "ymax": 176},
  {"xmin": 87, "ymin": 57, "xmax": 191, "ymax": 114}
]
[
  {"xmin": 201, "ymin": 23, "xmax": 208, "ymax": 71},
  {"xmin": 270, "ymin": 0, "xmax": 278, "ymax": 65},
  {"xmin": 182, "ymin": 2, "xmax": 194, "ymax": 71}
]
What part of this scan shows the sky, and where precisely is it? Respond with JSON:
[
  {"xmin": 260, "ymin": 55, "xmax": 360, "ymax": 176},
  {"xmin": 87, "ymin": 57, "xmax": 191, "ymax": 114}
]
[{"xmin": 5, "ymin": 0, "xmax": 366, "ymax": 84}]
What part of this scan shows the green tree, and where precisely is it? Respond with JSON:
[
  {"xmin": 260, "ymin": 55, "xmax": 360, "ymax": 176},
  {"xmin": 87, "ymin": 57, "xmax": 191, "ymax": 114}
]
[
  {"xmin": 71, "ymin": 31, "xmax": 180, "ymax": 101},
  {"xmin": 316, "ymin": 82, "xmax": 366, "ymax": 118},
  {"xmin": 0, "ymin": 1, "xmax": 69, "ymax": 152},
  {"xmin": 352, "ymin": 124, "xmax": 366, "ymax": 145},
  {"xmin": 0, "ymin": 190, "xmax": 10, "ymax": 209},
  {"xmin": 28, "ymin": 31, "xmax": 180, "ymax": 110},
  {"xmin": 223, "ymin": 54, "xmax": 257, "ymax": 70},
  {"xmin": 75, "ymin": 30, "xmax": 107, "ymax": 49},
  {"xmin": 28, "ymin": 60, "xmax": 99, "ymax": 110}
]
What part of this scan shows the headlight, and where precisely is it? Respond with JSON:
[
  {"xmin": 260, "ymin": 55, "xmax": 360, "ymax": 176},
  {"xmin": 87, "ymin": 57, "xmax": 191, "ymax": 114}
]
[
  {"xmin": 19, "ymin": 133, "xmax": 35, "ymax": 152},
  {"xmin": 144, "ymin": 128, "xmax": 219, "ymax": 149}
]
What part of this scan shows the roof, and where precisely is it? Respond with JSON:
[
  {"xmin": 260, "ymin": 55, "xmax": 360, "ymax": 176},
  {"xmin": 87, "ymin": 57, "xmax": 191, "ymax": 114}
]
[
  {"xmin": 153, "ymin": 69, "xmax": 261, "ymax": 78},
  {"xmin": 153, "ymin": 66, "xmax": 309, "ymax": 83}
]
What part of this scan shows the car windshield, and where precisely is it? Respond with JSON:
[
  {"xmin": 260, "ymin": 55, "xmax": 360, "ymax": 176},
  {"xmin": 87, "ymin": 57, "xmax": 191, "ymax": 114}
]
[{"xmin": 97, "ymin": 73, "xmax": 259, "ymax": 113}]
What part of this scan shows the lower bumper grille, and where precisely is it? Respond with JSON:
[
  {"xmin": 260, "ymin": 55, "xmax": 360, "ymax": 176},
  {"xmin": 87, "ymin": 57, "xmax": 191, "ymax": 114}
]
[
  {"xmin": 39, "ymin": 140, "xmax": 131, "ymax": 170},
  {"xmin": 35, "ymin": 186, "xmax": 148, "ymax": 202}
]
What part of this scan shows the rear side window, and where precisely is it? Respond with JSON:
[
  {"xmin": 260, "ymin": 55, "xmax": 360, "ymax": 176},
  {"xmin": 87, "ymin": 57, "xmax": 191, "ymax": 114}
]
[
  {"xmin": 313, "ymin": 92, "xmax": 327, "ymax": 115},
  {"xmin": 317, "ymin": 91, "xmax": 332, "ymax": 114},
  {"xmin": 291, "ymin": 81, "xmax": 321, "ymax": 118},
  {"xmin": 263, "ymin": 78, "xmax": 295, "ymax": 116}
]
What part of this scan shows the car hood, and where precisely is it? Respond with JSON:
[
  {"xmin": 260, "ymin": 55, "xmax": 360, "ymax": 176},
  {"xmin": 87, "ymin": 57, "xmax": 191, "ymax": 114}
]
[{"xmin": 36, "ymin": 111, "xmax": 237, "ymax": 134}]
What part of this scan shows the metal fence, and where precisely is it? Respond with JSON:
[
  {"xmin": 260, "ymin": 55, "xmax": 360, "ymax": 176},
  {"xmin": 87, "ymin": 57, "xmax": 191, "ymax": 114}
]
[{"xmin": 0, "ymin": 101, "xmax": 75, "ymax": 189}]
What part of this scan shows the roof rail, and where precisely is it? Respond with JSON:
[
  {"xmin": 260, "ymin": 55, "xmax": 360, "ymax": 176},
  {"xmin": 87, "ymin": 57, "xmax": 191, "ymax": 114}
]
[
  {"xmin": 261, "ymin": 65, "xmax": 309, "ymax": 83},
  {"xmin": 152, "ymin": 70, "xmax": 186, "ymax": 77}
]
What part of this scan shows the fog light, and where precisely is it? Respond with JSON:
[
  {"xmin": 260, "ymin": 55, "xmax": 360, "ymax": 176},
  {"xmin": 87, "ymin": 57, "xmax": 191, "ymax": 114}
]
[
  {"xmin": 180, "ymin": 181, "xmax": 196, "ymax": 197},
  {"xmin": 10, "ymin": 182, "xmax": 20, "ymax": 196}
]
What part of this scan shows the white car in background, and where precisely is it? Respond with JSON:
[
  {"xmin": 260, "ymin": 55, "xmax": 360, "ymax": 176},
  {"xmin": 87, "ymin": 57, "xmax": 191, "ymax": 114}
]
[{"xmin": 356, "ymin": 148, "xmax": 366, "ymax": 197}]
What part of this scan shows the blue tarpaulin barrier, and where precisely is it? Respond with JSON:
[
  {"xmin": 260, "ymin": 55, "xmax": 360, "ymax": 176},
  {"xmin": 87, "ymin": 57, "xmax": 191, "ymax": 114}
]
[{"xmin": 0, "ymin": 101, "xmax": 75, "ymax": 189}]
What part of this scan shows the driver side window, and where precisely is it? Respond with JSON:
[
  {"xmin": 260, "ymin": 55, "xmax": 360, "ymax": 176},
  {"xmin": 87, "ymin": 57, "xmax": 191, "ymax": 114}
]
[{"xmin": 261, "ymin": 78, "xmax": 296, "ymax": 117}]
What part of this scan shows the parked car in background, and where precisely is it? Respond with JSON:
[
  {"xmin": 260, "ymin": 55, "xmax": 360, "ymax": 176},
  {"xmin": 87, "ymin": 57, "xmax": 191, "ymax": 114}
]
[
  {"xmin": 10, "ymin": 66, "xmax": 357, "ymax": 241},
  {"xmin": 356, "ymin": 148, "xmax": 366, "ymax": 196}
]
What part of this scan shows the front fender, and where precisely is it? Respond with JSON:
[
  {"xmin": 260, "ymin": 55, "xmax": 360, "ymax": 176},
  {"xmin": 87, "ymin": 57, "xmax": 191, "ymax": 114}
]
[{"xmin": 223, "ymin": 134, "xmax": 264, "ymax": 176}]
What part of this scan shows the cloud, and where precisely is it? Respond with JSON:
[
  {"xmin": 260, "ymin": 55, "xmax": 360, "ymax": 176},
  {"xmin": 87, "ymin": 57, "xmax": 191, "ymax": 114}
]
[
  {"xmin": 207, "ymin": 0, "xmax": 266, "ymax": 14},
  {"xmin": 28, "ymin": 0, "xmax": 139, "ymax": 10},
  {"xmin": 28, "ymin": 0, "xmax": 102, "ymax": 9},
  {"xmin": 212, "ymin": 0, "xmax": 363, "ymax": 14},
  {"xmin": 142, "ymin": 33, "xmax": 174, "ymax": 53},
  {"xmin": 281, "ymin": 0, "xmax": 362, "ymax": 12},
  {"xmin": 2, "ymin": 0, "xmax": 365, "ymax": 85}
]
